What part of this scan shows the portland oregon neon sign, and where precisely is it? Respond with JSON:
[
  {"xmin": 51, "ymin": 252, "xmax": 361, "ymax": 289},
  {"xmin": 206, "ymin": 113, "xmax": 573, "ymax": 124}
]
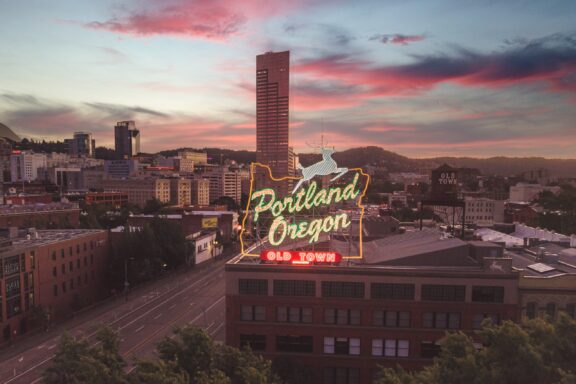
[{"xmin": 240, "ymin": 148, "xmax": 370, "ymax": 261}]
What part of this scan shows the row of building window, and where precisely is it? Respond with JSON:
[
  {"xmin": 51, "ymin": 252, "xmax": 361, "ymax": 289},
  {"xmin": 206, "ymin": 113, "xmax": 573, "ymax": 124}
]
[
  {"xmin": 238, "ymin": 279, "xmax": 505, "ymax": 303},
  {"xmin": 240, "ymin": 334, "xmax": 433, "ymax": 359},
  {"xmin": 240, "ymin": 305, "xmax": 500, "ymax": 330},
  {"xmin": 52, "ymin": 255, "xmax": 94, "ymax": 277},
  {"xmin": 53, "ymin": 271, "xmax": 95, "ymax": 297},
  {"xmin": 525, "ymin": 302, "xmax": 576, "ymax": 319},
  {"xmin": 50, "ymin": 241, "xmax": 97, "ymax": 261}
]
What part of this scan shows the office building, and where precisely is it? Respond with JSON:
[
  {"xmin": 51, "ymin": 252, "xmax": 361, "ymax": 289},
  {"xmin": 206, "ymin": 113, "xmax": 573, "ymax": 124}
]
[
  {"xmin": 67, "ymin": 132, "xmax": 95, "ymax": 158},
  {"xmin": 10, "ymin": 152, "xmax": 47, "ymax": 182},
  {"xmin": 226, "ymin": 229, "xmax": 519, "ymax": 383},
  {"xmin": 191, "ymin": 179, "xmax": 210, "ymax": 206},
  {"xmin": 170, "ymin": 178, "xmax": 192, "ymax": 206},
  {"xmin": 114, "ymin": 121, "xmax": 140, "ymax": 159},
  {"xmin": 256, "ymin": 51, "xmax": 293, "ymax": 192},
  {"xmin": 205, "ymin": 168, "xmax": 242, "ymax": 204},
  {"xmin": 102, "ymin": 178, "xmax": 170, "ymax": 208}
]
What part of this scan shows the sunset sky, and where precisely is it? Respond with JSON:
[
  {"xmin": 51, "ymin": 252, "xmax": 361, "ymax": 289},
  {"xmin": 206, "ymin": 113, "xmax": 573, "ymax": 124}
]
[{"xmin": 0, "ymin": 0, "xmax": 575, "ymax": 158}]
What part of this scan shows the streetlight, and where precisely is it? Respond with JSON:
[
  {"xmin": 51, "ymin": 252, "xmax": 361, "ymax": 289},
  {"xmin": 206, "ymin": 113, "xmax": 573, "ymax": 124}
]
[{"xmin": 124, "ymin": 257, "xmax": 134, "ymax": 302}]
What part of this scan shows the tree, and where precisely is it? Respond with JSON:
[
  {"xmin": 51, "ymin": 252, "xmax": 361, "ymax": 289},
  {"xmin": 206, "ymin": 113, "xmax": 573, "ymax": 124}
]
[
  {"xmin": 128, "ymin": 359, "xmax": 189, "ymax": 384},
  {"xmin": 375, "ymin": 315, "xmax": 576, "ymax": 384},
  {"xmin": 43, "ymin": 327, "xmax": 127, "ymax": 384},
  {"xmin": 156, "ymin": 326, "xmax": 280, "ymax": 384}
]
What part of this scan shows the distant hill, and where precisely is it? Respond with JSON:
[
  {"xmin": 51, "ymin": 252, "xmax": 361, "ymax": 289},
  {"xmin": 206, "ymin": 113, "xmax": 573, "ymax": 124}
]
[
  {"xmin": 299, "ymin": 146, "xmax": 420, "ymax": 173},
  {"xmin": 158, "ymin": 146, "xmax": 576, "ymax": 177}
]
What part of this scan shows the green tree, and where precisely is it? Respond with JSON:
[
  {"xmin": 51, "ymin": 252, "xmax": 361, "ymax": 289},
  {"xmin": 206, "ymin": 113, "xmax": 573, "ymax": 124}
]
[
  {"xmin": 43, "ymin": 327, "xmax": 127, "ymax": 384},
  {"xmin": 375, "ymin": 316, "xmax": 576, "ymax": 384},
  {"xmin": 128, "ymin": 359, "xmax": 189, "ymax": 384}
]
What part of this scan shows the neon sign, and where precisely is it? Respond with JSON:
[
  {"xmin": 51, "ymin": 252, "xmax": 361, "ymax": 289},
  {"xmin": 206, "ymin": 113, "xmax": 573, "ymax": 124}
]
[
  {"xmin": 261, "ymin": 250, "xmax": 342, "ymax": 264},
  {"xmin": 252, "ymin": 173, "xmax": 361, "ymax": 245},
  {"xmin": 240, "ymin": 148, "xmax": 370, "ymax": 260}
]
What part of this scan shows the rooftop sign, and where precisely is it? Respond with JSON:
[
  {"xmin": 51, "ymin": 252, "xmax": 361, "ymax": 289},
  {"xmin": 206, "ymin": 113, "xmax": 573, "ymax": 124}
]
[{"xmin": 240, "ymin": 148, "xmax": 370, "ymax": 260}]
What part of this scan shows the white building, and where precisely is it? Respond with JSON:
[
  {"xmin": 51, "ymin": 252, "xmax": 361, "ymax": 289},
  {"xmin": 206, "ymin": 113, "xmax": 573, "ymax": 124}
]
[
  {"xmin": 204, "ymin": 167, "xmax": 242, "ymax": 204},
  {"xmin": 509, "ymin": 183, "xmax": 560, "ymax": 202},
  {"xmin": 435, "ymin": 197, "xmax": 505, "ymax": 227},
  {"xmin": 10, "ymin": 152, "xmax": 47, "ymax": 182},
  {"xmin": 187, "ymin": 231, "xmax": 222, "ymax": 265}
]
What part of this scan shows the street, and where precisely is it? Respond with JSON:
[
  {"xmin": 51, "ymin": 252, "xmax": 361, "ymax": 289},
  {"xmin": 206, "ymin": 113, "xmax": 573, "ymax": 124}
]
[{"xmin": 0, "ymin": 257, "xmax": 228, "ymax": 384}]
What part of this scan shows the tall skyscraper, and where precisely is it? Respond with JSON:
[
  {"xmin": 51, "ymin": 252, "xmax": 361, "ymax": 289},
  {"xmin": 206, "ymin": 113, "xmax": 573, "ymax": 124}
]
[
  {"xmin": 114, "ymin": 121, "xmax": 140, "ymax": 159},
  {"xmin": 256, "ymin": 51, "xmax": 292, "ymax": 191}
]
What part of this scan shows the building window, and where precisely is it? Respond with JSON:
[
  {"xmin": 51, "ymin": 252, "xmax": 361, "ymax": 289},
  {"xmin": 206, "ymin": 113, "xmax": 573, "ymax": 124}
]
[
  {"xmin": 61, "ymin": 249, "xmax": 65, "ymax": 258},
  {"xmin": 373, "ymin": 310, "xmax": 410, "ymax": 327},
  {"xmin": 421, "ymin": 285, "xmax": 465, "ymax": 302},
  {"xmin": 276, "ymin": 335, "xmax": 313, "ymax": 353},
  {"xmin": 472, "ymin": 286, "xmax": 504, "ymax": 303},
  {"xmin": 321, "ymin": 281, "xmax": 364, "ymax": 298},
  {"xmin": 62, "ymin": 281, "xmax": 67, "ymax": 293},
  {"xmin": 84, "ymin": 256, "xmax": 88, "ymax": 267},
  {"xmin": 239, "ymin": 334, "xmax": 266, "ymax": 351},
  {"xmin": 546, "ymin": 303, "xmax": 556, "ymax": 319},
  {"xmin": 69, "ymin": 246, "xmax": 73, "ymax": 256},
  {"xmin": 473, "ymin": 314, "xmax": 501, "ymax": 329},
  {"xmin": 423, "ymin": 312, "xmax": 461, "ymax": 329},
  {"xmin": 277, "ymin": 307, "xmax": 312, "ymax": 323},
  {"xmin": 69, "ymin": 261, "xmax": 73, "ymax": 272},
  {"xmin": 371, "ymin": 283, "xmax": 415, "ymax": 300},
  {"xmin": 323, "ymin": 337, "xmax": 360, "ymax": 355},
  {"xmin": 526, "ymin": 302, "xmax": 537, "ymax": 319},
  {"xmin": 240, "ymin": 305, "xmax": 265, "ymax": 321},
  {"xmin": 77, "ymin": 259, "xmax": 80, "ymax": 268},
  {"xmin": 421, "ymin": 341, "xmax": 441, "ymax": 358},
  {"xmin": 273, "ymin": 280, "xmax": 315, "ymax": 296},
  {"xmin": 52, "ymin": 266, "xmax": 57, "ymax": 277},
  {"xmin": 53, "ymin": 284, "xmax": 58, "ymax": 297},
  {"xmin": 238, "ymin": 279, "xmax": 268, "ymax": 295},
  {"xmin": 61, "ymin": 264, "xmax": 66, "ymax": 275},
  {"xmin": 51, "ymin": 251, "xmax": 56, "ymax": 261},
  {"xmin": 372, "ymin": 339, "xmax": 409, "ymax": 357},
  {"xmin": 76, "ymin": 244, "xmax": 80, "ymax": 254},
  {"xmin": 324, "ymin": 309, "xmax": 361, "ymax": 325},
  {"xmin": 323, "ymin": 368, "xmax": 360, "ymax": 384}
]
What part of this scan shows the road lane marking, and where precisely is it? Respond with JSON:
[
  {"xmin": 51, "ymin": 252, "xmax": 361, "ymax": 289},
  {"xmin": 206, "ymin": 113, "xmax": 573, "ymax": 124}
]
[
  {"xmin": 2, "ymin": 260, "xmax": 228, "ymax": 384},
  {"xmin": 169, "ymin": 303, "xmax": 176, "ymax": 310},
  {"xmin": 134, "ymin": 325, "xmax": 145, "ymax": 334},
  {"xmin": 153, "ymin": 313, "xmax": 163, "ymax": 320}
]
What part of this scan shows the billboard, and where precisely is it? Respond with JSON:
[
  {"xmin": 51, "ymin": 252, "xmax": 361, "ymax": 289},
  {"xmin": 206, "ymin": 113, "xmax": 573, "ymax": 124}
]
[{"xmin": 201, "ymin": 217, "xmax": 218, "ymax": 228}]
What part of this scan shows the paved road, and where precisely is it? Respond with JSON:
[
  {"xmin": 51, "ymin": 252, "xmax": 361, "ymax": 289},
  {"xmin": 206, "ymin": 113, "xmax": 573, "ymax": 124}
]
[{"xmin": 0, "ymin": 257, "xmax": 228, "ymax": 384}]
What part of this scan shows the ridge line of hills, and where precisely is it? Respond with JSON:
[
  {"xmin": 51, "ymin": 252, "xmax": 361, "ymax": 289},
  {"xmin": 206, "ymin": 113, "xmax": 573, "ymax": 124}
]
[{"xmin": 14, "ymin": 139, "xmax": 576, "ymax": 178}]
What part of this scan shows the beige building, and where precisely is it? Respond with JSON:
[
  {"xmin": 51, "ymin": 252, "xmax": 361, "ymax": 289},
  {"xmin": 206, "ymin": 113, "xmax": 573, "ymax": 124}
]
[
  {"xmin": 102, "ymin": 178, "xmax": 170, "ymax": 207},
  {"xmin": 170, "ymin": 179, "xmax": 192, "ymax": 206},
  {"xmin": 192, "ymin": 179, "xmax": 210, "ymax": 206},
  {"xmin": 204, "ymin": 168, "xmax": 242, "ymax": 204},
  {"xmin": 179, "ymin": 151, "xmax": 208, "ymax": 165}
]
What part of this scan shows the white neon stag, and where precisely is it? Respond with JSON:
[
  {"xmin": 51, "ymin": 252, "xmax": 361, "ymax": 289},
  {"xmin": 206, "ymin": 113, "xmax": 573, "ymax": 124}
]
[{"xmin": 292, "ymin": 147, "xmax": 348, "ymax": 194}]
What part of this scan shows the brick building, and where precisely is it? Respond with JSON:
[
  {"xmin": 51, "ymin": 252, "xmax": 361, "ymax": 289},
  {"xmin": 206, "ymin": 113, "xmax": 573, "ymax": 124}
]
[
  {"xmin": 0, "ymin": 203, "xmax": 80, "ymax": 229},
  {"xmin": 0, "ymin": 228, "xmax": 108, "ymax": 342},
  {"xmin": 225, "ymin": 230, "xmax": 519, "ymax": 384}
]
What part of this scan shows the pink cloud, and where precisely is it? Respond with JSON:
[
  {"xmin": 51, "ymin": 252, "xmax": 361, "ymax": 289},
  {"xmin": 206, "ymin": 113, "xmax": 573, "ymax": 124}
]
[
  {"xmin": 86, "ymin": 0, "xmax": 314, "ymax": 40},
  {"xmin": 370, "ymin": 34, "xmax": 426, "ymax": 45}
]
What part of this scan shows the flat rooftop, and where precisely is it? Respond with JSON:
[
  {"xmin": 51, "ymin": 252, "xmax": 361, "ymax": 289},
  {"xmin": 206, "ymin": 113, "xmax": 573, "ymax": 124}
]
[{"xmin": 0, "ymin": 229, "xmax": 105, "ymax": 252}]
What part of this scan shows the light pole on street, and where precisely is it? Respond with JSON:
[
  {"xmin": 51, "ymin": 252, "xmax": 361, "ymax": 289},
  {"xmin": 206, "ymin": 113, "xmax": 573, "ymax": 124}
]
[{"xmin": 124, "ymin": 257, "xmax": 134, "ymax": 302}]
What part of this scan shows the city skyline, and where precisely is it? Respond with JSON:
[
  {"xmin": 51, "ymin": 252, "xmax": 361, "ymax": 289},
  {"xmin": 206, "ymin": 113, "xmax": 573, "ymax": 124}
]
[{"xmin": 0, "ymin": 0, "xmax": 575, "ymax": 158}]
